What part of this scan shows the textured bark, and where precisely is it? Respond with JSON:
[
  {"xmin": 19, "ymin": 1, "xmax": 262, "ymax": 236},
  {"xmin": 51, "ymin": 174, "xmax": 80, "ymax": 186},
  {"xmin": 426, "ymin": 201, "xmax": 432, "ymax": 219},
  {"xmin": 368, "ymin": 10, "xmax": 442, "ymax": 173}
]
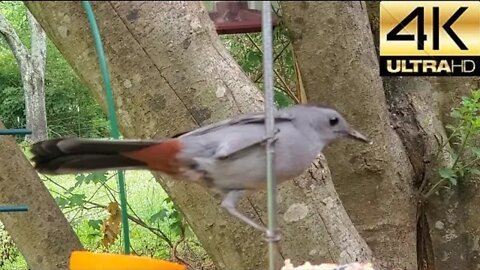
[
  {"xmin": 383, "ymin": 77, "xmax": 468, "ymax": 270},
  {"xmin": 0, "ymin": 121, "xmax": 83, "ymax": 270},
  {"xmin": 0, "ymin": 10, "xmax": 48, "ymax": 142},
  {"xmin": 26, "ymin": 1, "xmax": 372, "ymax": 269},
  {"xmin": 281, "ymin": 2, "xmax": 417, "ymax": 269},
  {"xmin": 436, "ymin": 77, "xmax": 480, "ymax": 270},
  {"xmin": 461, "ymin": 173, "xmax": 480, "ymax": 269},
  {"xmin": 297, "ymin": 156, "xmax": 372, "ymax": 264},
  {"xmin": 366, "ymin": 2, "xmax": 478, "ymax": 269},
  {"xmin": 26, "ymin": 10, "xmax": 48, "ymax": 142},
  {"xmin": 431, "ymin": 77, "xmax": 480, "ymax": 125}
]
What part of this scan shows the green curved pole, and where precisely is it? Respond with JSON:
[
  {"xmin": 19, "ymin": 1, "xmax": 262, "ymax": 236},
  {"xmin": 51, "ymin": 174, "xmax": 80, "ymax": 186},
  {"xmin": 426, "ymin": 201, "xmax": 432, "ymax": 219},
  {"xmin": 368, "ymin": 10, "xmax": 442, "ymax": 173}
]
[{"xmin": 81, "ymin": 1, "xmax": 130, "ymax": 254}]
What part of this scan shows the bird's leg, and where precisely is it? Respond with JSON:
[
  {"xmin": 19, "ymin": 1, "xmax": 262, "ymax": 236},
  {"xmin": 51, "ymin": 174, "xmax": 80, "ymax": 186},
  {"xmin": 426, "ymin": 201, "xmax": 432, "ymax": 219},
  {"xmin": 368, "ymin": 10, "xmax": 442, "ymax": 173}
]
[
  {"xmin": 261, "ymin": 127, "xmax": 280, "ymax": 145},
  {"xmin": 221, "ymin": 190, "xmax": 281, "ymax": 242},
  {"xmin": 221, "ymin": 190, "xmax": 267, "ymax": 232}
]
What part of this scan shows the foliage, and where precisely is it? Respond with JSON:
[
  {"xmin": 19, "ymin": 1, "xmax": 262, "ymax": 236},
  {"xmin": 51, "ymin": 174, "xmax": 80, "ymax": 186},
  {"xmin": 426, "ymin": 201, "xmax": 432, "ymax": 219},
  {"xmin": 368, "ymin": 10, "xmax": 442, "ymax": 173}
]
[
  {"xmin": 443, "ymin": 89, "xmax": 480, "ymax": 181},
  {"xmin": 220, "ymin": 22, "xmax": 298, "ymax": 108},
  {"xmin": 45, "ymin": 169, "xmax": 187, "ymax": 259},
  {"xmin": 426, "ymin": 89, "xmax": 480, "ymax": 198},
  {"xmin": 0, "ymin": 2, "xmax": 109, "ymax": 139},
  {"xmin": 0, "ymin": 223, "xmax": 20, "ymax": 268}
]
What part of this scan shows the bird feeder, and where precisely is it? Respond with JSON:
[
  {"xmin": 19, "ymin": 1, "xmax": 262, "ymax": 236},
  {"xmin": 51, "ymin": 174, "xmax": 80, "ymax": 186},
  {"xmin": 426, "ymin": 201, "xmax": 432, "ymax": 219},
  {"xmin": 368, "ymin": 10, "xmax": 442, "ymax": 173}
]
[{"xmin": 205, "ymin": 1, "xmax": 278, "ymax": 34}]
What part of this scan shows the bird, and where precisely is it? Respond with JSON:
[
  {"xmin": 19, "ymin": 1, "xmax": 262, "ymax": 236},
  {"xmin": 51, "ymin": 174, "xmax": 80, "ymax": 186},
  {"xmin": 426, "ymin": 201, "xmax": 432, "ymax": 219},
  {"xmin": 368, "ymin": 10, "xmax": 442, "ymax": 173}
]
[{"xmin": 30, "ymin": 104, "xmax": 370, "ymax": 240}]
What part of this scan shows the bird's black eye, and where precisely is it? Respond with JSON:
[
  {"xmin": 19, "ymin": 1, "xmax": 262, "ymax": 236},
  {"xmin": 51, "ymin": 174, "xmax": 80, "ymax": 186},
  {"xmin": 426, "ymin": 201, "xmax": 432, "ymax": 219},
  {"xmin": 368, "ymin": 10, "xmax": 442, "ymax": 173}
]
[{"xmin": 329, "ymin": 117, "xmax": 339, "ymax": 126}]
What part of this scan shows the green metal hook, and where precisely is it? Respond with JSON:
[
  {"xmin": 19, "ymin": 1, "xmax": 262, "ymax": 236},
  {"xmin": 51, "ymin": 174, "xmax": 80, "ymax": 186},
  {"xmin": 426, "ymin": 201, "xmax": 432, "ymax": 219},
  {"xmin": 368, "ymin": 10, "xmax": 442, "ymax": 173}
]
[{"xmin": 81, "ymin": 1, "xmax": 131, "ymax": 254}]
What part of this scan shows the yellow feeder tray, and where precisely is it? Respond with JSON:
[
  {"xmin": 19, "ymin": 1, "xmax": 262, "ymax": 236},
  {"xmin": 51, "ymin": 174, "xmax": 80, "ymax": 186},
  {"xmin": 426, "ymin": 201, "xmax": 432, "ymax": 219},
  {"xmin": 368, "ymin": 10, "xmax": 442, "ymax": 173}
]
[{"xmin": 70, "ymin": 251, "xmax": 186, "ymax": 270}]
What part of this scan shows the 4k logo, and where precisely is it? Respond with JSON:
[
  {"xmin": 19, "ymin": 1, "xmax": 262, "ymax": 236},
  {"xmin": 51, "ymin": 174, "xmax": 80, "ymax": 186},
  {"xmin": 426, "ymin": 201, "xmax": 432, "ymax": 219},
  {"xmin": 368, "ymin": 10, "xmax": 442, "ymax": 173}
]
[{"xmin": 379, "ymin": 1, "xmax": 480, "ymax": 76}]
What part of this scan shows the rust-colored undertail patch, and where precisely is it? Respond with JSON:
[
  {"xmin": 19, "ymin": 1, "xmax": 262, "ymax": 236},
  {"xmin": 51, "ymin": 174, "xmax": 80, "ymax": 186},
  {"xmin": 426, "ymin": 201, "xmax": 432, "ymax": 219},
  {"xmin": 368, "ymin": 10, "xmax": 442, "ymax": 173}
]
[{"xmin": 121, "ymin": 139, "xmax": 182, "ymax": 174}]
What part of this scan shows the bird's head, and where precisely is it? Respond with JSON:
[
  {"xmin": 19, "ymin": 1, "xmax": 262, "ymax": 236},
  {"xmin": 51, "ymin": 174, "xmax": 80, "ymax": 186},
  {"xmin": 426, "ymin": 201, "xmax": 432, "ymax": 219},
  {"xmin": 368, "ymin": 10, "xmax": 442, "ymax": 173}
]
[{"xmin": 303, "ymin": 104, "xmax": 371, "ymax": 144}]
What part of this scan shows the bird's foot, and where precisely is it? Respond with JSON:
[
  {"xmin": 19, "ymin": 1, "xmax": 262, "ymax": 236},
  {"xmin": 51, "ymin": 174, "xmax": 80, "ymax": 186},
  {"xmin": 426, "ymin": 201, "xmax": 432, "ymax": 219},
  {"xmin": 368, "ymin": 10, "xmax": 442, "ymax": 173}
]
[
  {"xmin": 261, "ymin": 128, "xmax": 280, "ymax": 145},
  {"xmin": 264, "ymin": 228, "xmax": 281, "ymax": 243}
]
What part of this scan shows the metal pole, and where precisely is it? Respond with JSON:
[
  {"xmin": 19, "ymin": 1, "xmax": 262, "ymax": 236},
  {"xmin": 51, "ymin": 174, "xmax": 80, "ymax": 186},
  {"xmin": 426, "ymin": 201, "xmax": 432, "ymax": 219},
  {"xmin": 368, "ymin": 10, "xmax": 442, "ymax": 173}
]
[
  {"xmin": 0, "ymin": 129, "xmax": 32, "ymax": 135},
  {"xmin": 0, "ymin": 205, "xmax": 28, "ymax": 212},
  {"xmin": 262, "ymin": 2, "xmax": 278, "ymax": 270}
]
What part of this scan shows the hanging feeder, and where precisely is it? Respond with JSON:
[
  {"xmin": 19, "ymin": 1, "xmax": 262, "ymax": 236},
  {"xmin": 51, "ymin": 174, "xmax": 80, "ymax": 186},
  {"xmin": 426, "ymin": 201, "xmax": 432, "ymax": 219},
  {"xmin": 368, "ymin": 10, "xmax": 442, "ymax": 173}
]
[{"xmin": 206, "ymin": 1, "xmax": 278, "ymax": 34}]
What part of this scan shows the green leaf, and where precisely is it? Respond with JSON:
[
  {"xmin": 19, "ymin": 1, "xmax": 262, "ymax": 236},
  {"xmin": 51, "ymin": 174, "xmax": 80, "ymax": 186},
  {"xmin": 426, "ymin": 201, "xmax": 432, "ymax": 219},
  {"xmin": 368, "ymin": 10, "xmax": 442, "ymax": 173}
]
[
  {"xmin": 87, "ymin": 219, "xmax": 102, "ymax": 231},
  {"xmin": 450, "ymin": 110, "xmax": 462, "ymax": 119},
  {"xmin": 87, "ymin": 232, "xmax": 101, "ymax": 239},
  {"xmin": 55, "ymin": 197, "xmax": 68, "ymax": 208},
  {"xmin": 274, "ymin": 89, "xmax": 293, "ymax": 108},
  {"xmin": 439, "ymin": 168, "xmax": 456, "ymax": 179},
  {"xmin": 467, "ymin": 168, "xmax": 480, "ymax": 176},
  {"xmin": 244, "ymin": 50, "xmax": 261, "ymax": 72},
  {"xmin": 168, "ymin": 209, "xmax": 181, "ymax": 221},
  {"xmin": 471, "ymin": 147, "xmax": 480, "ymax": 158},
  {"xmin": 149, "ymin": 209, "xmax": 168, "ymax": 223},
  {"xmin": 448, "ymin": 177, "xmax": 458, "ymax": 186},
  {"xmin": 169, "ymin": 220, "xmax": 183, "ymax": 236},
  {"xmin": 445, "ymin": 124, "xmax": 456, "ymax": 131},
  {"xmin": 75, "ymin": 174, "xmax": 85, "ymax": 182},
  {"xmin": 85, "ymin": 171, "xmax": 108, "ymax": 184},
  {"xmin": 68, "ymin": 193, "xmax": 86, "ymax": 207},
  {"xmin": 73, "ymin": 174, "xmax": 85, "ymax": 189}
]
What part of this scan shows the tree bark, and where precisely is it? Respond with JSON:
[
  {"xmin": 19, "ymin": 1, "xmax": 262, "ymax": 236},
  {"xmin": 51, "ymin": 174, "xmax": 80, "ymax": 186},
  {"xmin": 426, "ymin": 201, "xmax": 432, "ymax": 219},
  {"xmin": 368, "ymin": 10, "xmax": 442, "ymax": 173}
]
[
  {"xmin": 281, "ymin": 2, "xmax": 418, "ymax": 269},
  {"xmin": 26, "ymin": 10, "xmax": 48, "ymax": 142},
  {"xmin": 0, "ymin": 9, "xmax": 48, "ymax": 142},
  {"xmin": 0, "ymin": 121, "xmax": 83, "ymax": 270},
  {"xmin": 26, "ymin": 1, "xmax": 372, "ymax": 269},
  {"xmin": 366, "ymin": 2, "xmax": 480, "ymax": 269}
]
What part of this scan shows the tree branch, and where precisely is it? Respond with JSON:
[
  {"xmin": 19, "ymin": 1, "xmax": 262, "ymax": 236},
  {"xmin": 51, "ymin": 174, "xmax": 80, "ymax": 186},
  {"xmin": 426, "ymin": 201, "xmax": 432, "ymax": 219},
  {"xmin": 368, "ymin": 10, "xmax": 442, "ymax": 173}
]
[{"xmin": 0, "ymin": 12, "xmax": 30, "ymax": 71}]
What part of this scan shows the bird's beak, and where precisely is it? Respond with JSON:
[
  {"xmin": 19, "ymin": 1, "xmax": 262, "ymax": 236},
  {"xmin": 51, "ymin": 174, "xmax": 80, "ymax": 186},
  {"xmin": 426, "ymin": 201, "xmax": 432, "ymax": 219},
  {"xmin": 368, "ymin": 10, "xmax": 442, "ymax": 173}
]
[{"xmin": 346, "ymin": 129, "xmax": 371, "ymax": 144}]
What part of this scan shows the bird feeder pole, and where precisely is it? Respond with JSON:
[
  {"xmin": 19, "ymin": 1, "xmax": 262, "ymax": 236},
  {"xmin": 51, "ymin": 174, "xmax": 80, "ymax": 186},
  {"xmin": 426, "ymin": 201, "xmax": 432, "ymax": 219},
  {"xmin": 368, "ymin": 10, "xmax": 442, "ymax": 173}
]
[{"xmin": 262, "ymin": 2, "xmax": 278, "ymax": 270}]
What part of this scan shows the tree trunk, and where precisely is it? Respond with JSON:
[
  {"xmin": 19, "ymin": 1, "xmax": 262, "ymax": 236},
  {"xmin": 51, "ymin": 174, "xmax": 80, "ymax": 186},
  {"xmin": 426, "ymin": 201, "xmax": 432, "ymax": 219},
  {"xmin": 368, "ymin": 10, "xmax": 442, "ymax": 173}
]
[
  {"xmin": 366, "ymin": 2, "xmax": 480, "ymax": 269},
  {"xmin": 26, "ymin": 1, "xmax": 372, "ymax": 269},
  {"xmin": 26, "ymin": 10, "xmax": 48, "ymax": 142},
  {"xmin": 0, "ymin": 10, "xmax": 48, "ymax": 142},
  {"xmin": 0, "ymin": 121, "xmax": 83, "ymax": 270},
  {"xmin": 281, "ymin": 2, "xmax": 418, "ymax": 269}
]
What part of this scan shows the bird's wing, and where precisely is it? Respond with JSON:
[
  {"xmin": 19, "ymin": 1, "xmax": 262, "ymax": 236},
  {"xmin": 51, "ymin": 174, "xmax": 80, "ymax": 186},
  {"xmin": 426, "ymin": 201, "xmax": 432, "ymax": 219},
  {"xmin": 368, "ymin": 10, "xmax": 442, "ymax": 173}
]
[
  {"xmin": 182, "ymin": 111, "xmax": 296, "ymax": 160},
  {"xmin": 175, "ymin": 110, "xmax": 295, "ymax": 139}
]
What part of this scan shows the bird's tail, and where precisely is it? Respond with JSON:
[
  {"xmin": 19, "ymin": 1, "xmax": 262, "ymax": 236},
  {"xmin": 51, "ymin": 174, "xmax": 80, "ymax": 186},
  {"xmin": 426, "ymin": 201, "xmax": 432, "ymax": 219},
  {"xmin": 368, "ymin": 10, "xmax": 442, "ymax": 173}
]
[{"xmin": 30, "ymin": 138, "xmax": 181, "ymax": 175}]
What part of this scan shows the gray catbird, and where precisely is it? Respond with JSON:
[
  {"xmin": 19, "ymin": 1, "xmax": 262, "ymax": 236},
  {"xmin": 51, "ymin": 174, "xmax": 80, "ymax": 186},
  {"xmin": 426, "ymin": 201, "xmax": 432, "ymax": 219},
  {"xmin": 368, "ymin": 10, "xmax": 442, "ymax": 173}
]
[{"xmin": 31, "ymin": 104, "xmax": 369, "ymax": 239}]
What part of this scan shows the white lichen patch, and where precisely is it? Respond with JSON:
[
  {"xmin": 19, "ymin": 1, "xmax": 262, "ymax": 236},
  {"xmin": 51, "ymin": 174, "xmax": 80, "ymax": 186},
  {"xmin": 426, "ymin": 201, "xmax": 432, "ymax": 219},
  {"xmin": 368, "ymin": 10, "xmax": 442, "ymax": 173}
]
[
  {"xmin": 283, "ymin": 203, "xmax": 309, "ymax": 223},
  {"xmin": 446, "ymin": 204, "xmax": 458, "ymax": 224},
  {"xmin": 123, "ymin": 79, "xmax": 132, "ymax": 89},
  {"xmin": 215, "ymin": 85, "xmax": 226, "ymax": 98},
  {"xmin": 166, "ymin": 179, "xmax": 175, "ymax": 188},
  {"xmin": 473, "ymin": 235, "xmax": 479, "ymax": 251},
  {"xmin": 132, "ymin": 73, "xmax": 142, "ymax": 83},
  {"xmin": 188, "ymin": 15, "xmax": 202, "ymax": 31},
  {"xmin": 444, "ymin": 228, "xmax": 458, "ymax": 242},
  {"xmin": 62, "ymin": 14, "xmax": 71, "ymax": 24},
  {"xmin": 281, "ymin": 259, "xmax": 375, "ymax": 270},
  {"xmin": 441, "ymin": 250, "xmax": 450, "ymax": 262},
  {"xmin": 57, "ymin": 26, "xmax": 68, "ymax": 39},
  {"xmin": 115, "ymin": 107, "xmax": 133, "ymax": 130},
  {"xmin": 435, "ymin": 220, "xmax": 445, "ymax": 230}
]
